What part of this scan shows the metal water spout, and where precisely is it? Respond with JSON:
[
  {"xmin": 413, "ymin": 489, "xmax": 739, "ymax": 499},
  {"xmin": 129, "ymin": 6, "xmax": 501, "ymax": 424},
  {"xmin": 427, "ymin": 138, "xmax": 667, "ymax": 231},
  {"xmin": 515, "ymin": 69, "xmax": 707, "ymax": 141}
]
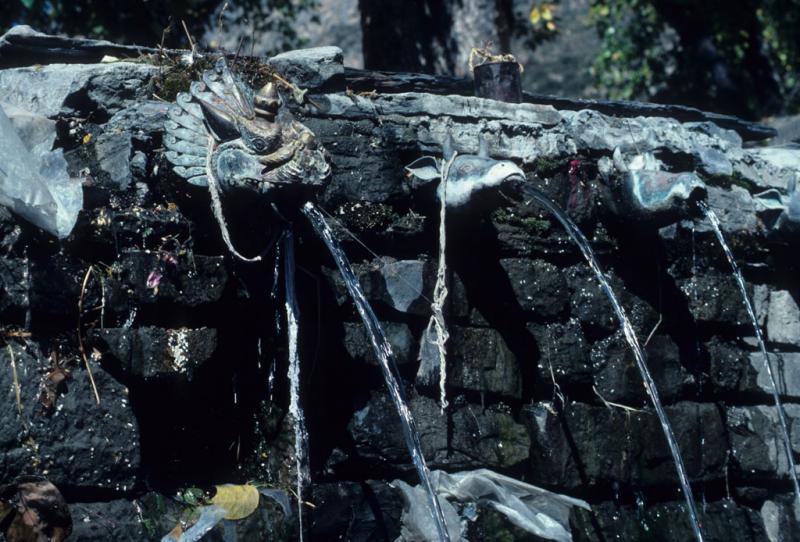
[
  {"xmin": 404, "ymin": 136, "xmax": 526, "ymax": 209},
  {"xmin": 754, "ymin": 175, "xmax": 800, "ymax": 237},
  {"xmin": 599, "ymin": 148, "xmax": 708, "ymax": 227}
]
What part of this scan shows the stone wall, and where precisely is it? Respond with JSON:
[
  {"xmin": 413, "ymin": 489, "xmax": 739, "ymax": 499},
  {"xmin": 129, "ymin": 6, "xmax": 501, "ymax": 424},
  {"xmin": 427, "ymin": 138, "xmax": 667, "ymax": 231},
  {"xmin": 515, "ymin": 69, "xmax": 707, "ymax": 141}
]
[{"xmin": 0, "ymin": 28, "xmax": 799, "ymax": 541}]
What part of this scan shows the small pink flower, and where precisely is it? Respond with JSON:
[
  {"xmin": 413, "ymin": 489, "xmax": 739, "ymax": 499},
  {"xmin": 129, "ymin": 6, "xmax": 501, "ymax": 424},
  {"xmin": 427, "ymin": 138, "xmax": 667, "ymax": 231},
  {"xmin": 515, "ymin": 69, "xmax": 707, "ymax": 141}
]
[
  {"xmin": 568, "ymin": 159, "xmax": 581, "ymax": 178},
  {"xmin": 146, "ymin": 270, "xmax": 162, "ymax": 291},
  {"xmin": 160, "ymin": 252, "xmax": 178, "ymax": 266}
]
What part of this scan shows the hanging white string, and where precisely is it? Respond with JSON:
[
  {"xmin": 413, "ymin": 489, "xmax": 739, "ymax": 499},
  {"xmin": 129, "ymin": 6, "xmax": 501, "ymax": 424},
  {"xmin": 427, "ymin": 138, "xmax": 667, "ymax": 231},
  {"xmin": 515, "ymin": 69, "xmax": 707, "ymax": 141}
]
[
  {"xmin": 205, "ymin": 136, "xmax": 262, "ymax": 262},
  {"xmin": 424, "ymin": 152, "xmax": 457, "ymax": 413}
]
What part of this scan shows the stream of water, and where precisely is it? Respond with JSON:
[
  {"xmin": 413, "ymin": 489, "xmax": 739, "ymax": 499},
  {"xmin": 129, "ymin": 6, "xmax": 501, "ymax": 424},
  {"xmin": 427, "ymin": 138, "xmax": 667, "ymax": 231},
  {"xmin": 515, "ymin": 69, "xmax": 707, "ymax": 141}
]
[
  {"xmin": 699, "ymin": 202, "xmax": 800, "ymax": 502},
  {"xmin": 282, "ymin": 231, "xmax": 311, "ymax": 541},
  {"xmin": 302, "ymin": 201, "xmax": 451, "ymax": 542},
  {"xmin": 518, "ymin": 184, "xmax": 705, "ymax": 542}
]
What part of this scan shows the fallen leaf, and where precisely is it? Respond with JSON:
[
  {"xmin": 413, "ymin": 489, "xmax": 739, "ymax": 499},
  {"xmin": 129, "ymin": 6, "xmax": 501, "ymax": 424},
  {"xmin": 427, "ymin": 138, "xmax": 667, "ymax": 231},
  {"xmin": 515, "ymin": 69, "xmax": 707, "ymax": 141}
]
[
  {"xmin": 167, "ymin": 523, "xmax": 184, "ymax": 539},
  {"xmin": 0, "ymin": 476, "xmax": 72, "ymax": 542},
  {"xmin": 210, "ymin": 484, "xmax": 259, "ymax": 520}
]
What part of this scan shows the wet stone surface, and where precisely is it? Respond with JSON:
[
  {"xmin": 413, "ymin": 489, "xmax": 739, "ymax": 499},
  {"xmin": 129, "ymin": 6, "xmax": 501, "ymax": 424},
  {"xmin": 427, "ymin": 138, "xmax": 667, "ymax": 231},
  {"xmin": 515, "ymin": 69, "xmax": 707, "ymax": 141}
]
[
  {"xmin": 91, "ymin": 326, "xmax": 218, "ymax": 379},
  {"xmin": 523, "ymin": 401, "xmax": 727, "ymax": 489},
  {"xmin": 348, "ymin": 392, "xmax": 530, "ymax": 472},
  {"xmin": 0, "ymin": 29, "xmax": 799, "ymax": 540},
  {"xmin": 0, "ymin": 344, "xmax": 140, "ymax": 491}
]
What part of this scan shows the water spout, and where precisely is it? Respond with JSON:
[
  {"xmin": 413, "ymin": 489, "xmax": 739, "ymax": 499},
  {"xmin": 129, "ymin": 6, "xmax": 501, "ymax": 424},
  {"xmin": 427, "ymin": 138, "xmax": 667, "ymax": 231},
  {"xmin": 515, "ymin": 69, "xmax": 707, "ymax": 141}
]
[
  {"xmin": 514, "ymin": 182, "xmax": 705, "ymax": 542},
  {"xmin": 601, "ymin": 150, "xmax": 708, "ymax": 227},
  {"xmin": 282, "ymin": 231, "xmax": 310, "ymax": 541},
  {"xmin": 301, "ymin": 201, "xmax": 451, "ymax": 542},
  {"xmin": 699, "ymin": 201, "xmax": 800, "ymax": 503}
]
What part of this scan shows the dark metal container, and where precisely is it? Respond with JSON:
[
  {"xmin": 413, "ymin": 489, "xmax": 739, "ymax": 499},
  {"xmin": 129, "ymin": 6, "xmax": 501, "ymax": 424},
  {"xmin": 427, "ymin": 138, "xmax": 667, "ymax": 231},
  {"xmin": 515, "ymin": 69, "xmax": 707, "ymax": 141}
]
[{"xmin": 473, "ymin": 61, "xmax": 522, "ymax": 103}]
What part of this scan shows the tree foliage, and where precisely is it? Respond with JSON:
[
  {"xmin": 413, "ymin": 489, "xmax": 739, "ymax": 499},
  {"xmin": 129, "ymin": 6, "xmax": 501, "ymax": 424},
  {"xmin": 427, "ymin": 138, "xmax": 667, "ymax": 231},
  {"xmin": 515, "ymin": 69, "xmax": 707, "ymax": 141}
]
[
  {"xmin": 590, "ymin": 0, "xmax": 800, "ymax": 118},
  {"xmin": 2, "ymin": 0, "xmax": 318, "ymax": 55}
]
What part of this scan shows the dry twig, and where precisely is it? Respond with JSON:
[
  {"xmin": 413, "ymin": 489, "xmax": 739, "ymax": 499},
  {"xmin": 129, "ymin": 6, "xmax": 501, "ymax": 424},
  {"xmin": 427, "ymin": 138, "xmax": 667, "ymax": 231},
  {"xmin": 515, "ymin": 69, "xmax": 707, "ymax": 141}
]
[
  {"xmin": 7, "ymin": 344, "xmax": 22, "ymax": 414},
  {"xmin": 592, "ymin": 385, "xmax": 645, "ymax": 414},
  {"xmin": 78, "ymin": 266, "xmax": 101, "ymax": 404}
]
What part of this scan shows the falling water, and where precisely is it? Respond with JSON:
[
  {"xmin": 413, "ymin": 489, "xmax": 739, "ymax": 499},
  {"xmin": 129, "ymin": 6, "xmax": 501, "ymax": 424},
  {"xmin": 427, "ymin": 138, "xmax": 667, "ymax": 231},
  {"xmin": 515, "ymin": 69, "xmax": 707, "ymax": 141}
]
[
  {"xmin": 282, "ymin": 232, "xmax": 311, "ymax": 541},
  {"xmin": 699, "ymin": 201, "xmax": 800, "ymax": 502},
  {"xmin": 301, "ymin": 202, "xmax": 451, "ymax": 542},
  {"xmin": 517, "ymin": 184, "xmax": 704, "ymax": 542}
]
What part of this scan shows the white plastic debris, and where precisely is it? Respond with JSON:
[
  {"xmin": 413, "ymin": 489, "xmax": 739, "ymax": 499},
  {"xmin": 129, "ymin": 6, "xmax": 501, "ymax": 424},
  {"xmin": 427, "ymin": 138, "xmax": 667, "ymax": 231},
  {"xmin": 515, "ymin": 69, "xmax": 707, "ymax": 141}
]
[
  {"xmin": 0, "ymin": 103, "xmax": 82, "ymax": 238},
  {"xmin": 612, "ymin": 147, "xmax": 663, "ymax": 172},
  {"xmin": 392, "ymin": 479, "xmax": 463, "ymax": 541},
  {"xmin": 161, "ymin": 505, "xmax": 227, "ymax": 542},
  {"xmin": 258, "ymin": 487, "xmax": 292, "ymax": 517},
  {"xmin": 392, "ymin": 469, "xmax": 590, "ymax": 542}
]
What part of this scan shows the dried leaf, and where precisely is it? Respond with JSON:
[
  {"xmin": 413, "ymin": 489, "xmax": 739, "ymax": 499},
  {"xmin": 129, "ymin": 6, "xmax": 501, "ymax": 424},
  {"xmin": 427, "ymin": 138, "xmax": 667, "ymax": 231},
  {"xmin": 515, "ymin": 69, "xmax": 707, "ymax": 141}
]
[
  {"xmin": 167, "ymin": 523, "xmax": 184, "ymax": 539},
  {"xmin": 530, "ymin": 6, "xmax": 541, "ymax": 25},
  {"xmin": 211, "ymin": 484, "xmax": 259, "ymax": 520},
  {"xmin": 0, "ymin": 477, "xmax": 72, "ymax": 542}
]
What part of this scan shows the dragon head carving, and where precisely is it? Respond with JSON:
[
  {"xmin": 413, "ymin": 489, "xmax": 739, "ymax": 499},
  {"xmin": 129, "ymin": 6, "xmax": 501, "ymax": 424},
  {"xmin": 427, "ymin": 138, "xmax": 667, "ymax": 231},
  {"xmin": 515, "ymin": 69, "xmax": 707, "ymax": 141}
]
[{"xmin": 164, "ymin": 57, "xmax": 330, "ymax": 195}]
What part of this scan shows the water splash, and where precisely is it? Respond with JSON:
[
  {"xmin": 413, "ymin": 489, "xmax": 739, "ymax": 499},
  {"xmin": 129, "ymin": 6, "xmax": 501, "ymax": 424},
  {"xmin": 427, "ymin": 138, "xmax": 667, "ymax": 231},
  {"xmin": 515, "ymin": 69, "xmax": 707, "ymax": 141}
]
[
  {"xmin": 699, "ymin": 201, "xmax": 800, "ymax": 502},
  {"xmin": 302, "ymin": 202, "xmax": 451, "ymax": 542},
  {"xmin": 282, "ymin": 231, "xmax": 310, "ymax": 541},
  {"xmin": 517, "ymin": 184, "xmax": 704, "ymax": 542}
]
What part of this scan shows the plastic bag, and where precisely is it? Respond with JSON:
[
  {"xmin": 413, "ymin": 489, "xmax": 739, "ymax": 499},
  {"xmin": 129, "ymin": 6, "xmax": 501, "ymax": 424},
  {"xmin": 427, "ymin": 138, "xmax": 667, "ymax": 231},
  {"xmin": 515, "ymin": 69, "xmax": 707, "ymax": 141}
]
[
  {"xmin": 393, "ymin": 469, "xmax": 590, "ymax": 542},
  {"xmin": 0, "ymin": 103, "xmax": 82, "ymax": 238}
]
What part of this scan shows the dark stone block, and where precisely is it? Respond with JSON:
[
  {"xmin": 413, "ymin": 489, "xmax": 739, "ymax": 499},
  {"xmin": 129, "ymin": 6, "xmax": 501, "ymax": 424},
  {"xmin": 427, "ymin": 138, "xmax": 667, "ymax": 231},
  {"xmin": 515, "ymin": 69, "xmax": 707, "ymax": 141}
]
[
  {"xmin": 522, "ymin": 401, "xmax": 726, "ymax": 489},
  {"xmin": 446, "ymin": 326, "xmax": 522, "ymax": 398},
  {"xmin": 76, "ymin": 207, "xmax": 192, "ymax": 254},
  {"xmin": 500, "ymin": 258, "xmax": 569, "ymax": 320},
  {"xmin": 305, "ymin": 118, "xmax": 412, "ymax": 207},
  {"xmin": 0, "ymin": 257, "xmax": 29, "ymax": 320},
  {"xmin": 572, "ymin": 499, "xmax": 767, "ymax": 542},
  {"xmin": 726, "ymin": 404, "xmax": 800, "ymax": 482},
  {"xmin": 68, "ymin": 500, "xmax": 147, "ymax": 541},
  {"xmin": 348, "ymin": 393, "xmax": 529, "ymax": 473},
  {"xmin": 107, "ymin": 250, "xmax": 228, "ymax": 308},
  {"xmin": 708, "ymin": 337, "xmax": 757, "ymax": 395},
  {"xmin": 528, "ymin": 318, "xmax": 592, "ymax": 388},
  {"xmin": 565, "ymin": 263, "xmax": 660, "ymax": 340},
  {"xmin": 323, "ymin": 257, "xmax": 432, "ymax": 317},
  {"xmin": 106, "ymin": 100, "xmax": 170, "ymax": 145},
  {"xmin": 268, "ymin": 46, "xmax": 344, "ymax": 90},
  {"xmin": 677, "ymin": 272, "xmax": 752, "ymax": 326},
  {"xmin": 311, "ymin": 481, "xmax": 402, "ymax": 542},
  {"xmin": 29, "ymin": 254, "xmax": 86, "ymax": 318},
  {"xmin": 0, "ymin": 343, "xmax": 140, "ymax": 490},
  {"xmin": 91, "ymin": 326, "xmax": 217, "ymax": 379},
  {"xmin": 592, "ymin": 333, "xmax": 685, "ymax": 404},
  {"xmin": 344, "ymin": 321, "xmax": 415, "ymax": 366}
]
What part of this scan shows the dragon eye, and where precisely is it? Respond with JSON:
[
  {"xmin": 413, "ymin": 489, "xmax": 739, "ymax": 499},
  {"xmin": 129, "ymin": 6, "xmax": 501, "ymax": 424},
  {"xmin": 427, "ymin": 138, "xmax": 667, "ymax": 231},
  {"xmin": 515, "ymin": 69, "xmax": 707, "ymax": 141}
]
[{"xmin": 250, "ymin": 137, "xmax": 268, "ymax": 152}]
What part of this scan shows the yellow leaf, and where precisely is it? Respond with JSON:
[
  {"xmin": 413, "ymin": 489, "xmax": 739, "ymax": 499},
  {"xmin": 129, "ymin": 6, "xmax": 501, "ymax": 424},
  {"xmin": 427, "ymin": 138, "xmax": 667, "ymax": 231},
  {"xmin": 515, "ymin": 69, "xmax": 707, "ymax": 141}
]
[
  {"xmin": 546, "ymin": 20, "xmax": 556, "ymax": 31},
  {"xmin": 211, "ymin": 484, "xmax": 259, "ymax": 520},
  {"xmin": 542, "ymin": 4, "xmax": 553, "ymax": 20},
  {"xmin": 530, "ymin": 6, "xmax": 541, "ymax": 25},
  {"xmin": 82, "ymin": 133, "xmax": 93, "ymax": 145}
]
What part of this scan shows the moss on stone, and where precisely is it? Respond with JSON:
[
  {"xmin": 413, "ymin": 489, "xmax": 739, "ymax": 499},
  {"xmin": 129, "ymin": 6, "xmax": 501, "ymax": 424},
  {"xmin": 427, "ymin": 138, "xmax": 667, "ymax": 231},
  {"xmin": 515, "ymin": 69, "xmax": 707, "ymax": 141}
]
[
  {"xmin": 148, "ymin": 55, "xmax": 274, "ymax": 102},
  {"xmin": 492, "ymin": 208, "xmax": 552, "ymax": 236},
  {"xmin": 702, "ymin": 170, "xmax": 757, "ymax": 193},
  {"xmin": 149, "ymin": 56, "xmax": 216, "ymax": 102},
  {"xmin": 532, "ymin": 156, "xmax": 565, "ymax": 177},
  {"xmin": 334, "ymin": 201, "xmax": 400, "ymax": 233}
]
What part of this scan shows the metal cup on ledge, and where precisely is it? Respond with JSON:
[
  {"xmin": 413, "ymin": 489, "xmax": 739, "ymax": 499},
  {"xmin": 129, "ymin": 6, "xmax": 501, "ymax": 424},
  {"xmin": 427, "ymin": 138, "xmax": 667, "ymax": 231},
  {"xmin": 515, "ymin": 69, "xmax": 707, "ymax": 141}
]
[{"xmin": 473, "ymin": 61, "xmax": 522, "ymax": 103}]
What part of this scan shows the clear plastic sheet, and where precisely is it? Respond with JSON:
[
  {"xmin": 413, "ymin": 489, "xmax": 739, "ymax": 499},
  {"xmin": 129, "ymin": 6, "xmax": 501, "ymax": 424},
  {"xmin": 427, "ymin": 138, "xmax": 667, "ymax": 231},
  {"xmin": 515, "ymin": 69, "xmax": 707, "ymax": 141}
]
[
  {"xmin": 161, "ymin": 505, "xmax": 227, "ymax": 542},
  {"xmin": 393, "ymin": 469, "xmax": 590, "ymax": 542},
  {"xmin": 0, "ymin": 103, "xmax": 82, "ymax": 238}
]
